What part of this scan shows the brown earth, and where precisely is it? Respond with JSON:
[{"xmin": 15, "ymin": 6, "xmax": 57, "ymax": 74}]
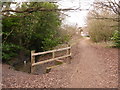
[{"xmin": 2, "ymin": 37, "xmax": 118, "ymax": 88}]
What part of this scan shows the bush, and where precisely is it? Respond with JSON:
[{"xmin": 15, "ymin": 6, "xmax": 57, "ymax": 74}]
[
  {"xmin": 88, "ymin": 19, "xmax": 115, "ymax": 42},
  {"xmin": 87, "ymin": 5, "xmax": 118, "ymax": 42},
  {"xmin": 111, "ymin": 30, "xmax": 120, "ymax": 47},
  {"xmin": 2, "ymin": 43, "xmax": 22, "ymax": 62}
]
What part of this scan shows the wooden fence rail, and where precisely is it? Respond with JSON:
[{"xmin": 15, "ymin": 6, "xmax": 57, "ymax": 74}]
[{"xmin": 31, "ymin": 45, "xmax": 72, "ymax": 73}]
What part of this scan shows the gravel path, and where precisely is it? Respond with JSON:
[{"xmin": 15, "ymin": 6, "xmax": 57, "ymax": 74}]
[{"xmin": 2, "ymin": 37, "xmax": 118, "ymax": 88}]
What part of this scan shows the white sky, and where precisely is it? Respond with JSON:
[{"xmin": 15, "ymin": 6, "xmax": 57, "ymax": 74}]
[
  {"xmin": 58, "ymin": 0, "xmax": 94, "ymax": 27},
  {"xmin": 10, "ymin": 0, "xmax": 95, "ymax": 27}
]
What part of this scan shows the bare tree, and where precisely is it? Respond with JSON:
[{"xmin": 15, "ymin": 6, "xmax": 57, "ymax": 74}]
[
  {"xmin": 89, "ymin": 0, "xmax": 120, "ymax": 22},
  {"xmin": 93, "ymin": 0, "xmax": 120, "ymax": 15}
]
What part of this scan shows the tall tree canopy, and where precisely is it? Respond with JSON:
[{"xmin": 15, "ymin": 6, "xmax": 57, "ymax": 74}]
[{"xmin": 2, "ymin": 2, "xmax": 65, "ymax": 63}]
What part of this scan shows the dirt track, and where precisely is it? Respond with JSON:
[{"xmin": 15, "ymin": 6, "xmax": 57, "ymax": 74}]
[
  {"xmin": 2, "ymin": 37, "xmax": 118, "ymax": 88},
  {"xmin": 68, "ymin": 37, "xmax": 118, "ymax": 88}
]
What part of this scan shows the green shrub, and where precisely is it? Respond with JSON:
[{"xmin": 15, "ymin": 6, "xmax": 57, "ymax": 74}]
[
  {"xmin": 2, "ymin": 43, "xmax": 22, "ymax": 62},
  {"xmin": 111, "ymin": 30, "xmax": 120, "ymax": 47}
]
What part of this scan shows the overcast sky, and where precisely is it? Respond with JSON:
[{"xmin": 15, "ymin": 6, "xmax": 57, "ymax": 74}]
[
  {"xmin": 10, "ymin": 0, "xmax": 94, "ymax": 27},
  {"xmin": 58, "ymin": 0, "xmax": 94, "ymax": 27}
]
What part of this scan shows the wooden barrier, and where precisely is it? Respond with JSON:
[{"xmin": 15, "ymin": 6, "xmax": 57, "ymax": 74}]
[{"xmin": 31, "ymin": 45, "xmax": 71, "ymax": 73}]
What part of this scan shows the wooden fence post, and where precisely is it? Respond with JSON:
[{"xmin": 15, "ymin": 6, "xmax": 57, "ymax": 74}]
[
  {"xmin": 67, "ymin": 44, "xmax": 71, "ymax": 55},
  {"xmin": 52, "ymin": 51, "xmax": 55, "ymax": 59},
  {"xmin": 68, "ymin": 44, "xmax": 72, "ymax": 64},
  {"xmin": 31, "ymin": 50, "xmax": 35, "ymax": 73},
  {"xmin": 69, "ymin": 45, "xmax": 72, "ymax": 58},
  {"xmin": 66, "ymin": 44, "xmax": 69, "ymax": 55},
  {"xmin": 66, "ymin": 48, "xmax": 69, "ymax": 55}
]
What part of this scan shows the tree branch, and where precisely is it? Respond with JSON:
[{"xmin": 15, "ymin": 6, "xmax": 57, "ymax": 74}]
[
  {"xmin": 88, "ymin": 17, "xmax": 120, "ymax": 22},
  {"xmin": 2, "ymin": 7, "xmax": 88, "ymax": 13},
  {"xmin": 93, "ymin": 0, "xmax": 120, "ymax": 15}
]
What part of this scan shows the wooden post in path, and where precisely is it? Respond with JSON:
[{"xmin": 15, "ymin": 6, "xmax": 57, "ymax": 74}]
[{"xmin": 31, "ymin": 50, "xmax": 35, "ymax": 73}]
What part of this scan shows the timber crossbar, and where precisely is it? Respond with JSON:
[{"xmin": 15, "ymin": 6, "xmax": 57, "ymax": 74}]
[{"xmin": 31, "ymin": 46, "xmax": 72, "ymax": 67}]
